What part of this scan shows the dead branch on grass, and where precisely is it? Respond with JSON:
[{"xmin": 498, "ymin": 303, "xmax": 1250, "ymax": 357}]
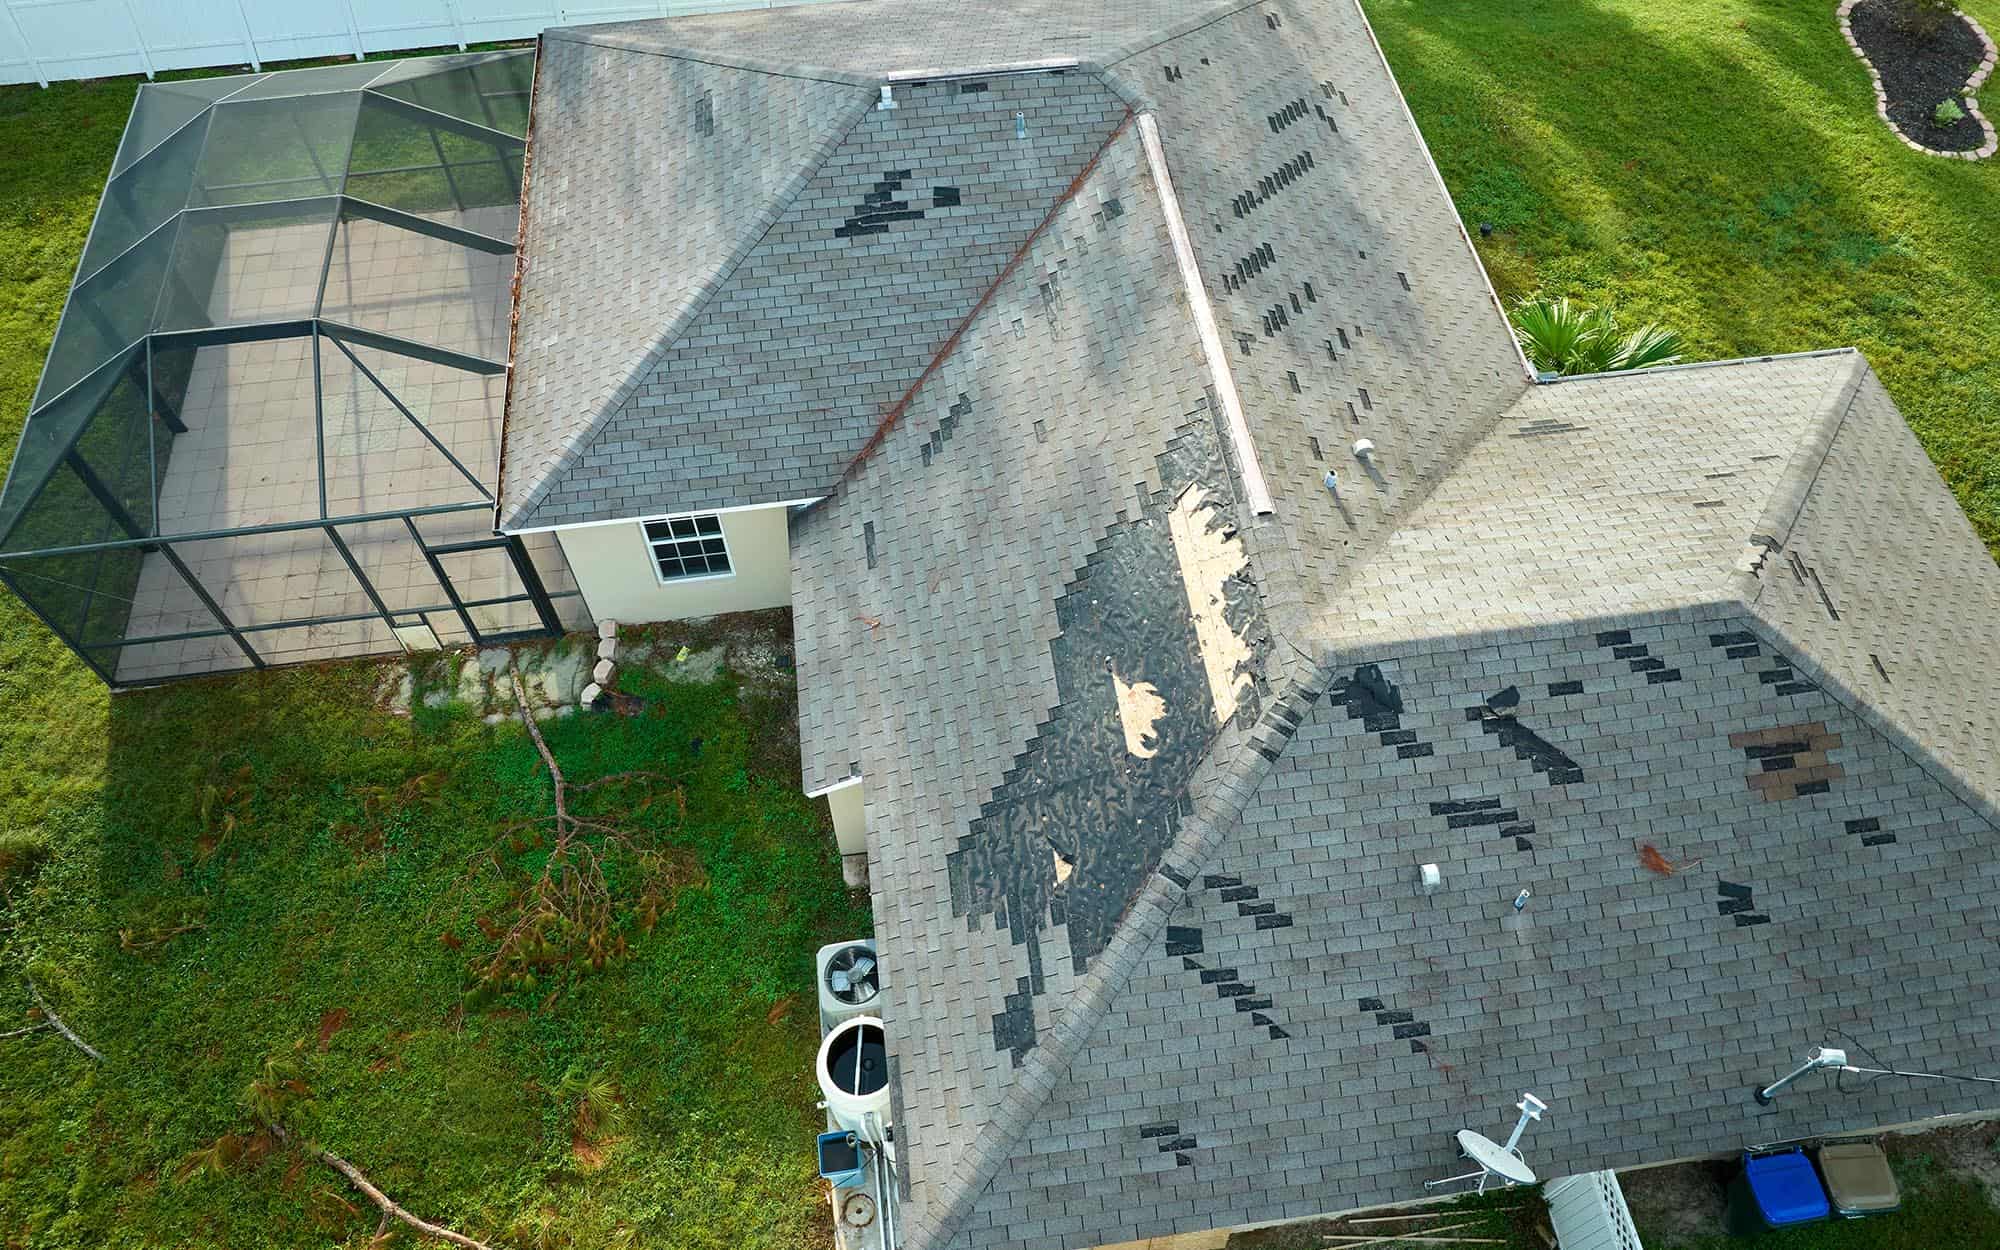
[
  {"xmin": 25, "ymin": 975, "xmax": 103, "ymax": 1061},
  {"xmin": 270, "ymin": 1124, "xmax": 497, "ymax": 1250},
  {"xmin": 460, "ymin": 667, "xmax": 690, "ymax": 994}
]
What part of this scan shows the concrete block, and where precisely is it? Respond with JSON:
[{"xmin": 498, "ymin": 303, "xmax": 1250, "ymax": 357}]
[{"xmin": 592, "ymin": 658, "xmax": 615, "ymax": 685}]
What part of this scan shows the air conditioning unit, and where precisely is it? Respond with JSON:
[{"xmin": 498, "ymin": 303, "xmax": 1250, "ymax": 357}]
[{"xmin": 816, "ymin": 940, "xmax": 881, "ymax": 1035}]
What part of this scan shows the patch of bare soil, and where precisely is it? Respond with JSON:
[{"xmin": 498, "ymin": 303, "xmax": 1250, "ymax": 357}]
[
  {"xmin": 624, "ymin": 608, "xmax": 802, "ymax": 777},
  {"xmin": 1885, "ymin": 1117, "xmax": 2000, "ymax": 1208},
  {"xmin": 1619, "ymin": 1157, "xmax": 1733, "ymax": 1246}
]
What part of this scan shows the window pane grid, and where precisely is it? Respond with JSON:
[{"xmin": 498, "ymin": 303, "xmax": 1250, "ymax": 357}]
[{"xmin": 644, "ymin": 513, "xmax": 730, "ymax": 582}]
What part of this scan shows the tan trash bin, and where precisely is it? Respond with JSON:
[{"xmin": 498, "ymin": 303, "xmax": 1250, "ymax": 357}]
[{"xmin": 1817, "ymin": 1142, "xmax": 1901, "ymax": 1217}]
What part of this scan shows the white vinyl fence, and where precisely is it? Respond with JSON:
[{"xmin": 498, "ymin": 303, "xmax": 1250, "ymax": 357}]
[{"xmin": 0, "ymin": 0, "xmax": 805, "ymax": 86}]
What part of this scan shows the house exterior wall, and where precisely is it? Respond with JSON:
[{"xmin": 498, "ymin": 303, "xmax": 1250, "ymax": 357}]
[
  {"xmin": 550, "ymin": 504, "xmax": 793, "ymax": 624},
  {"xmin": 824, "ymin": 778, "xmax": 866, "ymax": 856}
]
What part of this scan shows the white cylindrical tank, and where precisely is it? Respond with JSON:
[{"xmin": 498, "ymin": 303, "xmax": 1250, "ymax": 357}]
[{"xmin": 818, "ymin": 1016, "xmax": 892, "ymax": 1136}]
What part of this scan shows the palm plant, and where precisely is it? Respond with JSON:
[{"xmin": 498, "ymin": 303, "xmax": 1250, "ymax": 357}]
[{"xmin": 1510, "ymin": 295, "xmax": 1686, "ymax": 376}]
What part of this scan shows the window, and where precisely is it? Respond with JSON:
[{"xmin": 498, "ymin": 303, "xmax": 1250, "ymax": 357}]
[{"xmin": 643, "ymin": 514, "xmax": 731, "ymax": 582}]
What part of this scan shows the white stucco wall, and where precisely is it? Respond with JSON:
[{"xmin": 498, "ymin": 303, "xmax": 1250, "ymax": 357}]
[
  {"xmin": 823, "ymin": 777, "xmax": 867, "ymax": 856},
  {"xmin": 549, "ymin": 504, "xmax": 794, "ymax": 624}
]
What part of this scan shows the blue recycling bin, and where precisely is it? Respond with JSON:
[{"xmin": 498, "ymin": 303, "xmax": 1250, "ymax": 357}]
[
  {"xmin": 817, "ymin": 1130, "xmax": 868, "ymax": 1189},
  {"xmin": 1726, "ymin": 1147, "xmax": 1831, "ymax": 1234}
]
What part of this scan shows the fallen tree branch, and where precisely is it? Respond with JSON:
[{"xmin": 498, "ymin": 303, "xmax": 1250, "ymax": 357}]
[
  {"xmin": 1323, "ymin": 1223, "xmax": 1486, "ymax": 1246},
  {"xmin": 0, "ymin": 1021, "xmax": 53, "ymax": 1041},
  {"xmin": 270, "ymin": 1124, "xmax": 496, "ymax": 1250},
  {"xmin": 25, "ymin": 975, "xmax": 103, "ymax": 1061}
]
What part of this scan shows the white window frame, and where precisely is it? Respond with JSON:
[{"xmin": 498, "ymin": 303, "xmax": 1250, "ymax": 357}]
[{"xmin": 641, "ymin": 511, "xmax": 735, "ymax": 585}]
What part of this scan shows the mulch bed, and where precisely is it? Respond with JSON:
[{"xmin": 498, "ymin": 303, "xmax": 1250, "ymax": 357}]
[{"xmin": 1848, "ymin": 0, "xmax": 1989, "ymax": 150}]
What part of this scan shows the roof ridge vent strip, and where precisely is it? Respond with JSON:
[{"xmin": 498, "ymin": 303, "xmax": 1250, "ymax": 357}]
[
  {"xmin": 1138, "ymin": 112, "xmax": 1273, "ymax": 516},
  {"xmin": 881, "ymin": 59, "xmax": 1081, "ymax": 85}
]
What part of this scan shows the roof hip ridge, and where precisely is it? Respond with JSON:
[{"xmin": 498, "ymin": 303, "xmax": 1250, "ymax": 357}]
[
  {"xmin": 542, "ymin": 24, "xmax": 876, "ymax": 85},
  {"xmin": 499, "ymin": 79, "xmax": 877, "ymax": 530},
  {"xmin": 1745, "ymin": 350, "xmax": 1871, "ymax": 553},
  {"xmin": 1741, "ymin": 605, "xmax": 2000, "ymax": 834}
]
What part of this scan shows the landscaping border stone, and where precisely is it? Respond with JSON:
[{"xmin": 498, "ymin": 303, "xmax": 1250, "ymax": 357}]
[{"xmin": 1839, "ymin": 0, "xmax": 1998, "ymax": 159}]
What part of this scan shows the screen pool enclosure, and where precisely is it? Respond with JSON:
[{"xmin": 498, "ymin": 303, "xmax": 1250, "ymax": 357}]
[{"xmin": 0, "ymin": 49, "xmax": 586, "ymax": 688}]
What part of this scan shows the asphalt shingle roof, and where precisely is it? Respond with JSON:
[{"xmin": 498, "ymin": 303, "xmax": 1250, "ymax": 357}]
[
  {"xmin": 509, "ymin": 3, "xmax": 2000, "ymax": 1248},
  {"xmin": 500, "ymin": 32, "xmax": 868, "ymax": 527}
]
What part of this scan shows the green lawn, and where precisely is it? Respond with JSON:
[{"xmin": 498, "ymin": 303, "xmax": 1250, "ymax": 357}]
[
  {"xmin": 1368, "ymin": 0, "xmax": 2000, "ymax": 553},
  {"xmin": 0, "ymin": 623, "xmax": 867, "ymax": 1250}
]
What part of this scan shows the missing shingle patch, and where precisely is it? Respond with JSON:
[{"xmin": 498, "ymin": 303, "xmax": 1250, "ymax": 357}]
[{"xmin": 1730, "ymin": 722, "xmax": 1842, "ymax": 802}]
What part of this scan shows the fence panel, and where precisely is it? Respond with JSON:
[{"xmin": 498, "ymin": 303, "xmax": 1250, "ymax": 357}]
[{"xmin": 0, "ymin": 0, "xmax": 810, "ymax": 86}]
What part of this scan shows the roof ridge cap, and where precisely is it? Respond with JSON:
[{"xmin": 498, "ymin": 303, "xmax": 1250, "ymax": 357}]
[
  {"xmin": 543, "ymin": 24, "xmax": 878, "ymax": 84},
  {"xmin": 499, "ymin": 81, "xmax": 877, "ymax": 530},
  {"xmin": 1536, "ymin": 345, "xmax": 1861, "ymax": 386},
  {"xmin": 1745, "ymin": 350, "xmax": 1870, "ymax": 553}
]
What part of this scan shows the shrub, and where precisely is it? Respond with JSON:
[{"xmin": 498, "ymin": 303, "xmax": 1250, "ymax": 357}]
[
  {"xmin": 1936, "ymin": 97, "xmax": 1967, "ymax": 126},
  {"xmin": 1885, "ymin": 0, "xmax": 1957, "ymax": 39},
  {"xmin": 1510, "ymin": 296, "xmax": 1687, "ymax": 376}
]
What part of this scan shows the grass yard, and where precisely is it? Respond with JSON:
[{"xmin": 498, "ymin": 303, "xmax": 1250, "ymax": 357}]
[
  {"xmin": 0, "ymin": 619, "xmax": 867, "ymax": 1250},
  {"xmin": 1368, "ymin": 0, "xmax": 2000, "ymax": 553}
]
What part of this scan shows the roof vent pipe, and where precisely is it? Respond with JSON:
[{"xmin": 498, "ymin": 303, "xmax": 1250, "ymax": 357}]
[
  {"xmin": 877, "ymin": 84, "xmax": 898, "ymax": 110},
  {"xmin": 1015, "ymin": 110, "xmax": 1027, "ymax": 139},
  {"xmin": 1352, "ymin": 438, "xmax": 1375, "ymax": 461}
]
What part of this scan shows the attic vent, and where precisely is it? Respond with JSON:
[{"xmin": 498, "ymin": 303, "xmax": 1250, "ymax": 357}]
[
  {"xmin": 959, "ymin": 80, "xmax": 988, "ymax": 93},
  {"xmin": 693, "ymin": 90, "xmax": 714, "ymax": 137},
  {"xmin": 1265, "ymin": 11, "xmax": 1282, "ymax": 28},
  {"xmin": 1163, "ymin": 64, "xmax": 1183, "ymax": 82},
  {"xmin": 863, "ymin": 522, "xmax": 877, "ymax": 569}
]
